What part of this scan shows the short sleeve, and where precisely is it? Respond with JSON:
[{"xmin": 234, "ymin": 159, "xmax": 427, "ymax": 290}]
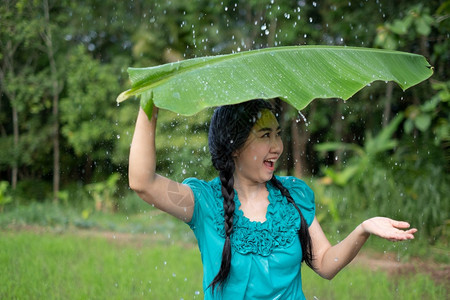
[
  {"xmin": 182, "ymin": 177, "xmax": 214, "ymax": 230},
  {"xmin": 277, "ymin": 176, "xmax": 315, "ymax": 226}
]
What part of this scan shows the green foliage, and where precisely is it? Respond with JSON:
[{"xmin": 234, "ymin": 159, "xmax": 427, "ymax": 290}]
[
  {"xmin": 12, "ymin": 180, "xmax": 52, "ymax": 203},
  {"xmin": 155, "ymin": 108, "xmax": 216, "ymax": 181},
  {"xmin": 375, "ymin": 4, "xmax": 435, "ymax": 49},
  {"xmin": 317, "ymin": 155, "xmax": 449, "ymax": 242},
  {"xmin": 404, "ymin": 80, "xmax": 450, "ymax": 145},
  {"xmin": 0, "ymin": 202, "xmax": 70, "ymax": 228},
  {"xmin": 314, "ymin": 110, "xmax": 448, "ymax": 239},
  {"xmin": 60, "ymin": 45, "xmax": 122, "ymax": 159},
  {"xmin": 85, "ymin": 173, "xmax": 121, "ymax": 212},
  {"xmin": 0, "ymin": 182, "xmax": 13, "ymax": 212},
  {"xmin": 117, "ymin": 46, "xmax": 432, "ymax": 117},
  {"xmin": 308, "ymin": 178, "xmax": 340, "ymax": 223},
  {"xmin": 315, "ymin": 113, "xmax": 404, "ymax": 186}
]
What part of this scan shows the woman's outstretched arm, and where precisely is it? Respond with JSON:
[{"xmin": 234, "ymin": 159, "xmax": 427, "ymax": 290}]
[
  {"xmin": 129, "ymin": 107, "xmax": 194, "ymax": 222},
  {"xmin": 309, "ymin": 216, "xmax": 417, "ymax": 280}
]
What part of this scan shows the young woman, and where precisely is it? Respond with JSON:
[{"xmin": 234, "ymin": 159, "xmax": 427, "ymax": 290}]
[{"xmin": 129, "ymin": 99, "xmax": 416, "ymax": 299}]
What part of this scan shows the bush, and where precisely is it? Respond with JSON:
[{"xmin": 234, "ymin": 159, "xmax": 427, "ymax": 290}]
[{"xmin": 319, "ymin": 160, "xmax": 449, "ymax": 243}]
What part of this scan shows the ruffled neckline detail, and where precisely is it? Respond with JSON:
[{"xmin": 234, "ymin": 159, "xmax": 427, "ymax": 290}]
[{"xmin": 210, "ymin": 178, "xmax": 301, "ymax": 256}]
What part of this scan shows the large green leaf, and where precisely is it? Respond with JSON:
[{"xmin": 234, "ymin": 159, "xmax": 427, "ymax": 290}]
[{"xmin": 117, "ymin": 46, "xmax": 433, "ymax": 117}]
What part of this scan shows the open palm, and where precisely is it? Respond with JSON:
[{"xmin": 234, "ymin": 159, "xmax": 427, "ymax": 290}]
[{"xmin": 361, "ymin": 217, "xmax": 417, "ymax": 241}]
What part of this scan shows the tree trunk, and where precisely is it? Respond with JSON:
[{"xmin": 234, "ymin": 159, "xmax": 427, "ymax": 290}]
[
  {"xmin": 42, "ymin": 0, "xmax": 61, "ymax": 203},
  {"xmin": 291, "ymin": 118, "xmax": 303, "ymax": 178},
  {"xmin": 382, "ymin": 81, "xmax": 394, "ymax": 128},
  {"xmin": 0, "ymin": 40, "xmax": 20, "ymax": 189},
  {"xmin": 11, "ymin": 106, "xmax": 19, "ymax": 189},
  {"xmin": 333, "ymin": 101, "xmax": 343, "ymax": 166},
  {"xmin": 291, "ymin": 102, "xmax": 316, "ymax": 177}
]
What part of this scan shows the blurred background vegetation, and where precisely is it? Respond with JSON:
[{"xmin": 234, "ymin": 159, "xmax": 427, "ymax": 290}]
[{"xmin": 0, "ymin": 0, "xmax": 448, "ymax": 250}]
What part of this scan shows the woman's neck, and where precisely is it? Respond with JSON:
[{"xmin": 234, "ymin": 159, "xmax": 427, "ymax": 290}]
[{"xmin": 233, "ymin": 175, "xmax": 267, "ymax": 204}]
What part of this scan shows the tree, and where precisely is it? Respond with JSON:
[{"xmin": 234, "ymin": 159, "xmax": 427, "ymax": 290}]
[
  {"xmin": 41, "ymin": 0, "xmax": 64, "ymax": 202},
  {"xmin": 0, "ymin": 0, "xmax": 48, "ymax": 189}
]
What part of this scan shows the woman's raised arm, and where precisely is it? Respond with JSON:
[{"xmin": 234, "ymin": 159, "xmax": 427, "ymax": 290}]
[{"xmin": 128, "ymin": 107, "xmax": 195, "ymax": 222}]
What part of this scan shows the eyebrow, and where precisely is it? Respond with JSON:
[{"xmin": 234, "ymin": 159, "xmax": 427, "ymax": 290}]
[{"xmin": 257, "ymin": 126, "xmax": 281, "ymax": 132}]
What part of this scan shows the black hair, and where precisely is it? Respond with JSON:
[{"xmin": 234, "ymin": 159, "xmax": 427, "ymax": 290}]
[{"xmin": 208, "ymin": 99, "xmax": 314, "ymax": 293}]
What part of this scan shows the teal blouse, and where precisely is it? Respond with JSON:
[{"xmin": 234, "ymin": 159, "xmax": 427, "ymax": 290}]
[{"xmin": 183, "ymin": 176, "xmax": 315, "ymax": 300}]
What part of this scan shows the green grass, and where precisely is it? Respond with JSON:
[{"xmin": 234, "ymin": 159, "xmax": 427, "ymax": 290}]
[
  {"xmin": 302, "ymin": 265, "xmax": 446, "ymax": 300},
  {"xmin": 0, "ymin": 229, "xmax": 447, "ymax": 300},
  {"xmin": 0, "ymin": 230, "xmax": 203, "ymax": 300}
]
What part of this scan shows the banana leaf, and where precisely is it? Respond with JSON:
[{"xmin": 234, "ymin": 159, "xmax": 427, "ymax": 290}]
[{"xmin": 117, "ymin": 46, "xmax": 433, "ymax": 118}]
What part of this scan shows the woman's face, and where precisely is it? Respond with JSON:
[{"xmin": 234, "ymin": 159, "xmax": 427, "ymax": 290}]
[{"xmin": 233, "ymin": 109, "xmax": 283, "ymax": 184}]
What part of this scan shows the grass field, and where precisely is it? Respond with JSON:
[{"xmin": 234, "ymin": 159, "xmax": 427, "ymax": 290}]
[
  {"xmin": 0, "ymin": 230, "xmax": 203, "ymax": 299},
  {"xmin": 1, "ymin": 227, "xmax": 447, "ymax": 300},
  {"xmin": 0, "ymin": 199, "xmax": 448, "ymax": 299}
]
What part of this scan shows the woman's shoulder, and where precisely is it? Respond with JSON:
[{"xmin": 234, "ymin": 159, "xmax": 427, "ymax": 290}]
[
  {"xmin": 275, "ymin": 176, "xmax": 312, "ymax": 192},
  {"xmin": 182, "ymin": 177, "xmax": 222, "ymax": 203},
  {"xmin": 183, "ymin": 177, "xmax": 220, "ymax": 190}
]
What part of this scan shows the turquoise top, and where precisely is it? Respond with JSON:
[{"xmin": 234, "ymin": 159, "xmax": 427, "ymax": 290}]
[{"xmin": 183, "ymin": 176, "xmax": 315, "ymax": 300}]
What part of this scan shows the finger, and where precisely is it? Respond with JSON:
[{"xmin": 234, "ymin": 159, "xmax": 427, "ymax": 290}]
[
  {"xmin": 396, "ymin": 231, "xmax": 416, "ymax": 241},
  {"xmin": 405, "ymin": 228, "xmax": 418, "ymax": 234},
  {"xmin": 391, "ymin": 220, "xmax": 411, "ymax": 229}
]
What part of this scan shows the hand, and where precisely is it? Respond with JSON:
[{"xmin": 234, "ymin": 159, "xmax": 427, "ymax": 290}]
[{"xmin": 361, "ymin": 217, "xmax": 417, "ymax": 241}]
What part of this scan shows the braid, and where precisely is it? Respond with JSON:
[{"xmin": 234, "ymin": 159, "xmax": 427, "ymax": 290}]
[
  {"xmin": 209, "ymin": 160, "xmax": 236, "ymax": 292},
  {"xmin": 270, "ymin": 176, "xmax": 315, "ymax": 269}
]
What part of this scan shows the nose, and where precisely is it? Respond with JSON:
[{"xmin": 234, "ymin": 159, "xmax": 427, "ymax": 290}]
[{"xmin": 270, "ymin": 135, "xmax": 283, "ymax": 155}]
